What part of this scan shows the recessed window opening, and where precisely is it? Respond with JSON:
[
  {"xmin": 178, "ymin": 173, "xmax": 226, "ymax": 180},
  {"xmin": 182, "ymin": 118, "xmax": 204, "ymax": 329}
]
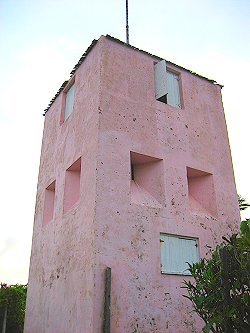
[
  {"xmin": 64, "ymin": 158, "xmax": 81, "ymax": 213},
  {"xmin": 154, "ymin": 60, "xmax": 181, "ymax": 108},
  {"xmin": 160, "ymin": 233, "xmax": 199, "ymax": 275},
  {"xmin": 130, "ymin": 151, "xmax": 164, "ymax": 207},
  {"xmin": 43, "ymin": 180, "xmax": 56, "ymax": 225},
  {"xmin": 64, "ymin": 82, "xmax": 75, "ymax": 121},
  {"xmin": 131, "ymin": 163, "xmax": 135, "ymax": 181},
  {"xmin": 187, "ymin": 167, "xmax": 217, "ymax": 217}
]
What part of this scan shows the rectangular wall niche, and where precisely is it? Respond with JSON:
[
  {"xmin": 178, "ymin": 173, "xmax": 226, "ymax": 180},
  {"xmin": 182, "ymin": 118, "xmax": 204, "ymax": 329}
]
[
  {"xmin": 130, "ymin": 151, "xmax": 164, "ymax": 208},
  {"xmin": 160, "ymin": 233, "xmax": 199, "ymax": 275},
  {"xmin": 43, "ymin": 180, "xmax": 56, "ymax": 225},
  {"xmin": 64, "ymin": 158, "xmax": 81, "ymax": 213},
  {"xmin": 187, "ymin": 167, "xmax": 217, "ymax": 217}
]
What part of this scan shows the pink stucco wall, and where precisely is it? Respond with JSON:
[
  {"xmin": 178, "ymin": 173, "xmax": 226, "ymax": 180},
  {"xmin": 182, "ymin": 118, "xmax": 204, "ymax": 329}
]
[{"xmin": 24, "ymin": 36, "xmax": 240, "ymax": 333}]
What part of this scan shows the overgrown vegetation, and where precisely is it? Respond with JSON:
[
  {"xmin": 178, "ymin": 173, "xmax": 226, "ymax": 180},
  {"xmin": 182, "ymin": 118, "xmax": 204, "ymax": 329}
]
[
  {"xmin": 238, "ymin": 194, "xmax": 250, "ymax": 212},
  {"xmin": 183, "ymin": 196, "xmax": 250, "ymax": 333},
  {"xmin": 0, "ymin": 283, "xmax": 27, "ymax": 333}
]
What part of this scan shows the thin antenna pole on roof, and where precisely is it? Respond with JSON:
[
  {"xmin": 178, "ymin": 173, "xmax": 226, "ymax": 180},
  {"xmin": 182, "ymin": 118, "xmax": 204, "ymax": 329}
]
[{"xmin": 126, "ymin": 0, "xmax": 129, "ymax": 44}]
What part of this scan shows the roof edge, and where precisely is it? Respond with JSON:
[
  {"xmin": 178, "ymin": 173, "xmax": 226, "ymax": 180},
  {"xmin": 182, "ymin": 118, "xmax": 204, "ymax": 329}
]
[
  {"xmin": 105, "ymin": 35, "xmax": 223, "ymax": 87},
  {"xmin": 43, "ymin": 35, "xmax": 223, "ymax": 115},
  {"xmin": 43, "ymin": 38, "xmax": 99, "ymax": 115}
]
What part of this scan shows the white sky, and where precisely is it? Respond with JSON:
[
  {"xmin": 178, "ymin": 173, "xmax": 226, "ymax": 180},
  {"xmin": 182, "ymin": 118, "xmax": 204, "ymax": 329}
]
[{"xmin": 0, "ymin": 0, "xmax": 249, "ymax": 284}]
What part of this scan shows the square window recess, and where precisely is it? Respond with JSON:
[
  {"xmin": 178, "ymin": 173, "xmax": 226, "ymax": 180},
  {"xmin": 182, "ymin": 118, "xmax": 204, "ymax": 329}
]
[
  {"xmin": 160, "ymin": 233, "xmax": 199, "ymax": 275},
  {"xmin": 187, "ymin": 167, "xmax": 217, "ymax": 217},
  {"xmin": 64, "ymin": 158, "xmax": 81, "ymax": 213},
  {"xmin": 43, "ymin": 180, "xmax": 56, "ymax": 225},
  {"xmin": 130, "ymin": 151, "xmax": 164, "ymax": 208}
]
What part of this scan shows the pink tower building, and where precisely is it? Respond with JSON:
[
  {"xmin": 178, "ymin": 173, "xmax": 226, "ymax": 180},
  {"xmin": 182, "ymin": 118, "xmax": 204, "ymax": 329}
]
[{"xmin": 24, "ymin": 36, "xmax": 240, "ymax": 333}]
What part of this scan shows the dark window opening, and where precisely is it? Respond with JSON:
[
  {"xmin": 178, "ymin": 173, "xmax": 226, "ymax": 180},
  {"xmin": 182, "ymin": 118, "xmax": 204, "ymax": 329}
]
[{"xmin": 131, "ymin": 163, "xmax": 135, "ymax": 181}]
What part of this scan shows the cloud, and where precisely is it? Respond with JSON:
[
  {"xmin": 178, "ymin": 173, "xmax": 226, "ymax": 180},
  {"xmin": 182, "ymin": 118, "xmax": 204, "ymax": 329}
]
[
  {"xmin": 0, "ymin": 237, "xmax": 31, "ymax": 284},
  {"xmin": 0, "ymin": 238, "xmax": 17, "ymax": 257}
]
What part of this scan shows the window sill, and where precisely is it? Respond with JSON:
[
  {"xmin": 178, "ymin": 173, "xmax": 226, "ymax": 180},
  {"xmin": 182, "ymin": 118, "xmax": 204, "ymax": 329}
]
[{"xmin": 161, "ymin": 271, "xmax": 192, "ymax": 276}]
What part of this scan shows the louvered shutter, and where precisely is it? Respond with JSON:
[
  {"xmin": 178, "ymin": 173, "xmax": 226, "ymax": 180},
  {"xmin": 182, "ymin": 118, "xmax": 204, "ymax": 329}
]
[
  {"xmin": 160, "ymin": 234, "xmax": 199, "ymax": 275},
  {"xmin": 166, "ymin": 70, "xmax": 181, "ymax": 108},
  {"xmin": 154, "ymin": 60, "xmax": 168, "ymax": 100},
  {"xmin": 64, "ymin": 83, "xmax": 75, "ymax": 120}
]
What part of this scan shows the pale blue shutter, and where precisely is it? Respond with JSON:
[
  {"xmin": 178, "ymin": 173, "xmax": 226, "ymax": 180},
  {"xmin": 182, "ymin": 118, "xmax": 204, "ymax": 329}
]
[
  {"xmin": 154, "ymin": 60, "xmax": 168, "ymax": 100},
  {"xmin": 178, "ymin": 238, "xmax": 198, "ymax": 274},
  {"xmin": 160, "ymin": 235, "xmax": 198, "ymax": 275},
  {"xmin": 160, "ymin": 234, "xmax": 169, "ymax": 273},
  {"xmin": 160, "ymin": 235, "xmax": 180, "ymax": 274},
  {"xmin": 64, "ymin": 83, "xmax": 75, "ymax": 120},
  {"xmin": 166, "ymin": 70, "xmax": 181, "ymax": 108}
]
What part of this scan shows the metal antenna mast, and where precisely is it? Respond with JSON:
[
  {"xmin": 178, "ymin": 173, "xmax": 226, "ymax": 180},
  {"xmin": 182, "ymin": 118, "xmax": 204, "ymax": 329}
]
[{"xmin": 126, "ymin": 0, "xmax": 129, "ymax": 44}]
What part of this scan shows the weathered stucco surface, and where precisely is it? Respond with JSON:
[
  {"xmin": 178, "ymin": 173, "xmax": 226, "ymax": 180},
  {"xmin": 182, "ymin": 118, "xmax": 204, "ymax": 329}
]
[{"xmin": 24, "ymin": 36, "xmax": 240, "ymax": 333}]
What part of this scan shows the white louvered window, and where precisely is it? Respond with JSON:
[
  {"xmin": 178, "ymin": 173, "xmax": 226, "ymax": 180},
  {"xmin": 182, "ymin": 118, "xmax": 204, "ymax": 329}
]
[
  {"xmin": 154, "ymin": 60, "xmax": 181, "ymax": 108},
  {"xmin": 160, "ymin": 234, "xmax": 199, "ymax": 275},
  {"xmin": 64, "ymin": 83, "xmax": 75, "ymax": 121}
]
